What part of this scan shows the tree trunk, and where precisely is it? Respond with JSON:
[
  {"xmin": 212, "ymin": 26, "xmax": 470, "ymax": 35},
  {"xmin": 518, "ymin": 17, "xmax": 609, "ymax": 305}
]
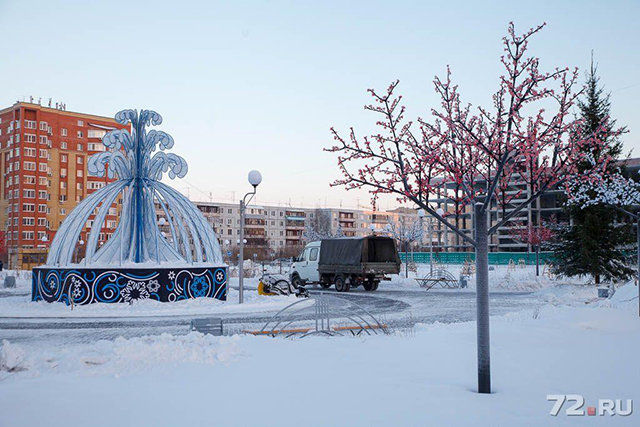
[
  {"xmin": 535, "ymin": 245, "xmax": 540, "ymax": 277},
  {"xmin": 474, "ymin": 202, "xmax": 491, "ymax": 394},
  {"xmin": 595, "ymin": 274, "xmax": 600, "ymax": 285},
  {"xmin": 405, "ymin": 242, "xmax": 408, "ymax": 278}
]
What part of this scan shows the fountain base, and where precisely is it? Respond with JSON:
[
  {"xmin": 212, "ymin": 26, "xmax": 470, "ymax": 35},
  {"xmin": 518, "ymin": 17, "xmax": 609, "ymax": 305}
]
[{"xmin": 32, "ymin": 266, "xmax": 227, "ymax": 305}]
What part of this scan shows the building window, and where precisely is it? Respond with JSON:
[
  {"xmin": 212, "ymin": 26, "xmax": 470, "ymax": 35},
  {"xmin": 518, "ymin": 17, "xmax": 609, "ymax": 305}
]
[
  {"xmin": 38, "ymin": 204, "xmax": 47, "ymax": 213},
  {"xmin": 77, "ymin": 120, "xmax": 84, "ymax": 126},
  {"xmin": 24, "ymin": 120, "xmax": 36, "ymax": 129},
  {"xmin": 23, "ymin": 189, "xmax": 35, "ymax": 198},
  {"xmin": 39, "ymin": 121, "xmax": 48, "ymax": 131},
  {"xmin": 77, "ymin": 169, "xmax": 83, "ymax": 177},
  {"xmin": 87, "ymin": 129, "xmax": 106, "ymax": 139},
  {"xmin": 24, "ymin": 148, "xmax": 36, "ymax": 157},
  {"xmin": 87, "ymin": 143, "xmax": 105, "ymax": 151},
  {"xmin": 39, "ymin": 135, "xmax": 48, "ymax": 144},
  {"xmin": 22, "ymin": 217, "xmax": 35, "ymax": 226},
  {"xmin": 60, "ymin": 182, "xmax": 67, "ymax": 189},
  {"xmin": 61, "ymin": 141, "xmax": 68, "ymax": 149},
  {"xmin": 60, "ymin": 168, "xmax": 67, "ymax": 177},
  {"xmin": 38, "ymin": 218, "xmax": 48, "ymax": 227},
  {"xmin": 25, "ymin": 134, "xmax": 36, "ymax": 143},
  {"xmin": 25, "ymin": 175, "xmax": 36, "ymax": 184},
  {"xmin": 24, "ymin": 161, "xmax": 36, "ymax": 171},
  {"xmin": 77, "ymin": 143, "xmax": 83, "ymax": 151},
  {"xmin": 22, "ymin": 231, "xmax": 35, "ymax": 240},
  {"xmin": 61, "ymin": 154, "xmax": 67, "ymax": 162},
  {"xmin": 77, "ymin": 130, "xmax": 83, "ymax": 138},
  {"xmin": 76, "ymin": 156, "xmax": 83, "ymax": 164},
  {"xmin": 87, "ymin": 181, "xmax": 105, "ymax": 190},
  {"xmin": 39, "ymin": 177, "xmax": 47, "ymax": 185},
  {"xmin": 38, "ymin": 190, "xmax": 48, "ymax": 199},
  {"xmin": 38, "ymin": 163, "xmax": 48, "ymax": 172},
  {"xmin": 61, "ymin": 128, "xmax": 68, "ymax": 136},
  {"xmin": 23, "ymin": 204, "xmax": 35, "ymax": 212},
  {"xmin": 59, "ymin": 195, "xmax": 67, "ymax": 202},
  {"xmin": 39, "ymin": 149, "xmax": 48, "ymax": 158}
]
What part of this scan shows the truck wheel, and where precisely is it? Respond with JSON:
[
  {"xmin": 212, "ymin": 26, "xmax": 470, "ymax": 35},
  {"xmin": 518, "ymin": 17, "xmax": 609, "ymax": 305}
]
[
  {"xmin": 320, "ymin": 275, "xmax": 331, "ymax": 289},
  {"xmin": 363, "ymin": 278, "xmax": 376, "ymax": 291},
  {"xmin": 291, "ymin": 274, "xmax": 303, "ymax": 289},
  {"xmin": 334, "ymin": 275, "xmax": 350, "ymax": 292},
  {"xmin": 372, "ymin": 280, "xmax": 379, "ymax": 291}
]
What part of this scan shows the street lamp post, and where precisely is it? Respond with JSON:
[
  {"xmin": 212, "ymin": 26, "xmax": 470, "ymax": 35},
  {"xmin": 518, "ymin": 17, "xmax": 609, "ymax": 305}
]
[{"xmin": 239, "ymin": 170, "xmax": 262, "ymax": 304}]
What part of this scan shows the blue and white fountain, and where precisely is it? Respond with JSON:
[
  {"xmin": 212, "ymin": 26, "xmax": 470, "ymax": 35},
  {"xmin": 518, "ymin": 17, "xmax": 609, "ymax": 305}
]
[{"xmin": 32, "ymin": 109, "xmax": 227, "ymax": 304}]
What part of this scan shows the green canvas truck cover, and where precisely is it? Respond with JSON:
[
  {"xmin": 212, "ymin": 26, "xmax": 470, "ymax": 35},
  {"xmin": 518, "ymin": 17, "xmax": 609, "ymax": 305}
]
[{"xmin": 319, "ymin": 236, "xmax": 400, "ymax": 266}]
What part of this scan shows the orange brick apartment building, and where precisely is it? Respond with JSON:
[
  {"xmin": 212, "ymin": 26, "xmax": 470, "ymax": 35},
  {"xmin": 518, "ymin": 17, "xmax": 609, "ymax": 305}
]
[{"xmin": 0, "ymin": 102, "xmax": 128, "ymax": 269}]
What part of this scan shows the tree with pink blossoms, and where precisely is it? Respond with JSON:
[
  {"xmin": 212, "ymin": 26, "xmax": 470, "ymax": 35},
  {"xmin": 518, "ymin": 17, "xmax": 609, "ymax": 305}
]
[
  {"xmin": 326, "ymin": 23, "xmax": 612, "ymax": 393},
  {"xmin": 514, "ymin": 223, "xmax": 554, "ymax": 276}
]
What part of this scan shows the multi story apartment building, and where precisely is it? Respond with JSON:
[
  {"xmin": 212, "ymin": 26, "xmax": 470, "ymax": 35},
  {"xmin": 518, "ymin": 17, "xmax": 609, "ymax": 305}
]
[
  {"xmin": 0, "ymin": 102, "xmax": 128, "ymax": 269},
  {"xmin": 188, "ymin": 200, "xmax": 420, "ymax": 259}
]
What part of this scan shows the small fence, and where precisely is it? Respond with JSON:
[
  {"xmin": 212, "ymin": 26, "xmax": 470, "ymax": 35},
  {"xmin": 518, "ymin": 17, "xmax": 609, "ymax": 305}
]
[{"xmin": 399, "ymin": 251, "xmax": 555, "ymax": 265}]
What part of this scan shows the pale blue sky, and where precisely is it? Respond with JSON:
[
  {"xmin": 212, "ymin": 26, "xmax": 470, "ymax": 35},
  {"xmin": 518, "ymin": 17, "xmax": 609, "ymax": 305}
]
[{"xmin": 1, "ymin": 0, "xmax": 638, "ymax": 210}]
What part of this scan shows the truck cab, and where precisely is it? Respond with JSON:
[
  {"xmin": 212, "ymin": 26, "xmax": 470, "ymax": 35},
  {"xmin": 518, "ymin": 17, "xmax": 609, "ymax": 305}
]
[{"xmin": 290, "ymin": 241, "xmax": 321, "ymax": 287}]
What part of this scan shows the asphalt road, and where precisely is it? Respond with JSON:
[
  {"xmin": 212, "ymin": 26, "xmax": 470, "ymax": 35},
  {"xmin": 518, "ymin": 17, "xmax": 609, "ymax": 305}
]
[{"xmin": 0, "ymin": 287, "xmax": 541, "ymax": 345}]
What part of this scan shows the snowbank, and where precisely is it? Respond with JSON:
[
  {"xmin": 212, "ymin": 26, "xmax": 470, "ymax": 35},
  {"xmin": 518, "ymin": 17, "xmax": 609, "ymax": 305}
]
[
  {"xmin": 0, "ymin": 270, "xmax": 32, "ymax": 296},
  {"xmin": 0, "ymin": 340, "xmax": 28, "ymax": 373},
  {"xmin": 0, "ymin": 278, "xmax": 301, "ymax": 318},
  {"xmin": 386, "ymin": 263, "xmax": 561, "ymax": 292}
]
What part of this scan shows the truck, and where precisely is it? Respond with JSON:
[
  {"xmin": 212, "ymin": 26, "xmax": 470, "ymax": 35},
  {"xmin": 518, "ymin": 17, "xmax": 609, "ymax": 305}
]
[{"xmin": 289, "ymin": 236, "xmax": 401, "ymax": 292}]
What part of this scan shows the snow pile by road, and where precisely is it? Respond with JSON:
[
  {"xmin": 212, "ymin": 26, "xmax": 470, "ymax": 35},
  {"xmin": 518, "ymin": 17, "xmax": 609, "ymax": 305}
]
[
  {"xmin": 0, "ymin": 278, "xmax": 302, "ymax": 318},
  {"xmin": 387, "ymin": 263, "xmax": 560, "ymax": 292},
  {"xmin": 0, "ymin": 333, "xmax": 243, "ymax": 380},
  {"xmin": 1, "ymin": 284, "xmax": 638, "ymax": 426},
  {"xmin": 0, "ymin": 270, "xmax": 32, "ymax": 296},
  {"xmin": 597, "ymin": 282, "xmax": 639, "ymax": 312},
  {"xmin": 0, "ymin": 340, "xmax": 28, "ymax": 373}
]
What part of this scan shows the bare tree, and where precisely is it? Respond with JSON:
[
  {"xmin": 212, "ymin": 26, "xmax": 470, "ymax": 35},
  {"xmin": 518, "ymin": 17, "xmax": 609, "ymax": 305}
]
[
  {"xmin": 386, "ymin": 216, "xmax": 423, "ymax": 277},
  {"xmin": 304, "ymin": 209, "xmax": 344, "ymax": 241}
]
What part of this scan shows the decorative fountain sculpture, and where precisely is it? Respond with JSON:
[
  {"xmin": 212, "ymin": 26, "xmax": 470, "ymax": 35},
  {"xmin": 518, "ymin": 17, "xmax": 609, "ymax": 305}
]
[{"xmin": 32, "ymin": 109, "xmax": 227, "ymax": 304}]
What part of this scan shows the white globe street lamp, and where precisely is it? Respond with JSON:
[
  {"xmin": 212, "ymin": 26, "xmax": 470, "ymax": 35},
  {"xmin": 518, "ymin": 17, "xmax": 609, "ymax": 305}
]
[
  {"xmin": 239, "ymin": 170, "xmax": 262, "ymax": 304},
  {"xmin": 248, "ymin": 170, "xmax": 262, "ymax": 188}
]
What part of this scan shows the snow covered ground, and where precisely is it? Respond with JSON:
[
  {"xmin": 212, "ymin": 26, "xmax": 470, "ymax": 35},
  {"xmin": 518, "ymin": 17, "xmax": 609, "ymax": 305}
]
[
  {"xmin": 0, "ymin": 275, "xmax": 638, "ymax": 425},
  {"xmin": 0, "ymin": 266, "xmax": 638, "ymax": 425}
]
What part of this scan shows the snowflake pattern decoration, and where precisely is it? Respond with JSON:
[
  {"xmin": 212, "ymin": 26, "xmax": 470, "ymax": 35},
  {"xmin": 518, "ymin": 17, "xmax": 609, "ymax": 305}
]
[{"xmin": 45, "ymin": 109, "xmax": 223, "ymax": 267}]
